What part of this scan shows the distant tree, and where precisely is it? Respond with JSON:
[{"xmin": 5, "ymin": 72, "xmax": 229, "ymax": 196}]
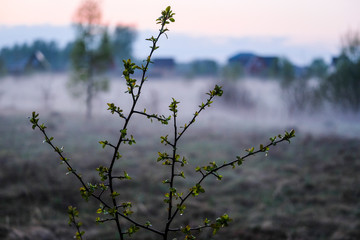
[
  {"xmin": 60, "ymin": 41, "xmax": 75, "ymax": 70},
  {"xmin": 341, "ymin": 30, "xmax": 360, "ymax": 63},
  {"xmin": 279, "ymin": 58, "xmax": 295, "ymax": 87},
  {"xmin": 306, "ymin": 58, "xmax": 328, "ymax": 79},
  {"xmin": 220, "ymin": 62, "xmax": 254, "ymax": 109},
  {"xmin": 69, "ymin": 0, "xmax": 112, "ymax": 119},
  {"xmin": 190, "ymin": 59, "xmax": 218, "ymax": 77},
  {"xmin": 269, "ymin": 58, "xmax": 281, "ymax": 77},
  {"xmin": 0, "ymin": 57, "xmax": 6, "ymax": 76},
  {"xmin": 111, "ymin": 25, "xmax": 136, "ymax": 70},
  {"xmin": 323, "ymin": 30, "xmax": 360, "ymax": 112},
  {"xmin": 221, "ymin": 62, "xmax": 244, "ymax": 81}
]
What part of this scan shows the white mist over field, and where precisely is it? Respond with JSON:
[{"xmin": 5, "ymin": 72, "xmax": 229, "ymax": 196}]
[{"xmin": 0, "ymin": 73, "xmax": 359, "ymax": 138}]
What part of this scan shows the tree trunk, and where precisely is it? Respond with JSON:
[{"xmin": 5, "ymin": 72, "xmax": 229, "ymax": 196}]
[{"xmin": 86, "ymin": 69, "xmax": 94, "ymax": 119}]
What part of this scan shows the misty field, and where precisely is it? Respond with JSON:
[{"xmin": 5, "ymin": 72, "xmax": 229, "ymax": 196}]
[{"xmin": 0, "ymin": 74, "xmax": 360, "ymax": 239}]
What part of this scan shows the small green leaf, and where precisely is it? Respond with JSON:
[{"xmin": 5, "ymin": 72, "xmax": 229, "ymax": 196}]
[
  {"xmin": 127, "ymin": 225, "xmax": 140, "ymax": 236},
  {"xmin": 123, "ymin": 171, "xmax": 131, "ymax": 180},
  {"xmin": 111, "ymin": 191, "xmax": 120, "ymax": 198},
  {"xmin": 246, "ymin": 147, "xmax": 254, "ymax": 153},
  {"xmin": 236, "ymin": 156, "xmax": 244, "ymax": 165}
]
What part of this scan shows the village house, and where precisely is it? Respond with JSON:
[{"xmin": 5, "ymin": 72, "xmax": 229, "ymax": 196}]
[
  {"xmin": 228, "ymin": 52, "xmax": 279, "ymax": 76},
  {"xmin": 6, "ymin": 50, "xmax": 50, "ymax": 75}
]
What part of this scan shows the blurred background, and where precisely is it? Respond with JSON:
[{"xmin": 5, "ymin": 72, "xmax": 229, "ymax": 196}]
[{"xmin": 0, "ymin": 0, "xmax": 359, "ymax": 239}]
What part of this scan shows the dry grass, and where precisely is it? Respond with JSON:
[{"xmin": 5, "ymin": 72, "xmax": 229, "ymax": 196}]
[{"xmin": 0, "ymin": 113, "xmax": 359, "ymax": 240}]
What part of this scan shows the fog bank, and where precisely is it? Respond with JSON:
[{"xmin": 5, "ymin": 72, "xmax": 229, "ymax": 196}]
[{"xmin": 0, "ymin": 73, "xmax": 359, "ymax": 138}]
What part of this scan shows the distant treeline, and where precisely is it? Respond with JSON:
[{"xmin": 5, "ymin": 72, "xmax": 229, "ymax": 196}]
[
  {"xmin": 0, "ymin": 40, "xmax": 73, "ymax": 73},
  {"xmin": 0, "ymin": 31, "xmax": 331, "ymax": 81},
  {"xmin": 0, "ymin": 25, "xmax": 136, "ymax": 75}
]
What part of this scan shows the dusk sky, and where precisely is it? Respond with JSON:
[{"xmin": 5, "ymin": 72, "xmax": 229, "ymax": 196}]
[{"xmin": 1, "ymin": 0, "xmax": 360, "ymax": 65}]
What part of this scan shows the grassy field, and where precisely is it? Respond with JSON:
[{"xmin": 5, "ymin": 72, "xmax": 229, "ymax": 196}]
[{"xmin": 0, "ymin": 110, "xmax": 359, "ymax": 240}]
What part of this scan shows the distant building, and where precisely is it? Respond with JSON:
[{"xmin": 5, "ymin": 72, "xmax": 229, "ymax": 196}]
[
  {"xmin": 228, "ymin": 52, "xmax": 279, "ymax": 76},
  {"xmin": 149, "ymin": 58, "xmax": 176, "ymax": 77},
  {"xmin": 6, "ymin": 50, "xmax": 50, "ymax": 75},
  {"xmin": 228, "ymin": 53, "xmax": 255, "ymax": 66},
  {"xmin": 26, "ymin": 51, "xmax": 50, "ymax": 71},
  {"xmin": 5, "ymin": 58, "xmax": 28, "ymax": 75}
]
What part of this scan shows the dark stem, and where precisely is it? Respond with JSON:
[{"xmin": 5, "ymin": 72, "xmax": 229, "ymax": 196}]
[
  {"xmin": 106, "ymin": 19, "xmax": 170, "ymax": 239},
  {"xmin": 164, "ymin": 108, "xmax": 178, "ymax": 239}
]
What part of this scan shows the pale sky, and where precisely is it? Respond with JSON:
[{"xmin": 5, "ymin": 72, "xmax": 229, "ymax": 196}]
[{"xmin": 1, "ymin": 0, "xmax": 360, "ymax": 64}]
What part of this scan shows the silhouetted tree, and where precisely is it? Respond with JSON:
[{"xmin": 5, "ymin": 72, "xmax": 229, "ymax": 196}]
[
  {"xmin": 323, "ymin": 31, "xmax": 360, "ymax": 112},
  {"xmin": 279, "ymin": 58, "xmax": 295, "ymax": 87},
  {"xmin": 306, "ymin": 58, "xmax": 328, "ymax": 79},
  {"xmin": 112, "ymin": 25, "xmax": 136, "ymax": 70},
  {"xmin": 191, "ymin": 59, "xmax": 218, "ymax": 77},
  {"xmin": 221, "ymin": 62, "xmax": 244, "ymax": 81},
  {"xmin": 0, "ymin": 57, "xmax": 6, "ymax": 76},
  {"xmin": 69, "ymin": 0, "xmax": 112, "ymax": 119}
]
